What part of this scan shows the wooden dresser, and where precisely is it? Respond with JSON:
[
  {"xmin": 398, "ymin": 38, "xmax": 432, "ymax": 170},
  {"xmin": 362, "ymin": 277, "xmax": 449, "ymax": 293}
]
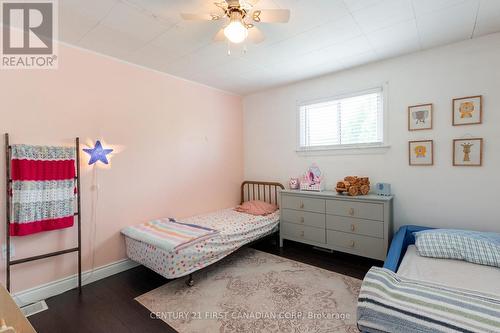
[{"xmin": 279, "ymin": 190, "xmax": 393, "ymax": 261}]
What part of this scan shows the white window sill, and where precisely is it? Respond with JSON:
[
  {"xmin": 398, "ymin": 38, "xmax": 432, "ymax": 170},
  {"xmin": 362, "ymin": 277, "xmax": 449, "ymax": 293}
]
[{"xmin": 296, "ymin": 144, "xmax": 391, "ymax": 156}]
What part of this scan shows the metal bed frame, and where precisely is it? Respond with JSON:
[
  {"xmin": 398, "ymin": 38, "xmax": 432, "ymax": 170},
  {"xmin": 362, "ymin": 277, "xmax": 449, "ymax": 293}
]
[
  {"xmin": 4, "ymin": 133, "xmax": 82, "ymax": 293},
  {"xmin": 183, "ymin": 180, "xmax": 284, "ymax": 287}
]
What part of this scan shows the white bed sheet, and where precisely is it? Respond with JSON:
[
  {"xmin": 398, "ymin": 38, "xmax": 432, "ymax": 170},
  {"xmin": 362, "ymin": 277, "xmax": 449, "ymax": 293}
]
[
  {"xmin": 125, "ymin": 208, "xmax": 279, "ymax": 279},
  {"xmin": 397, "ymin": 245, "xmax": 500, "ymax": 296}
]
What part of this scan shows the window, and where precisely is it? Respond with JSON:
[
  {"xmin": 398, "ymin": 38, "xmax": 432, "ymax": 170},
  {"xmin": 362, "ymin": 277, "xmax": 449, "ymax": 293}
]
[{"xmin": 298, "ymin": 88, "xmax": 384, "ymax": 150}]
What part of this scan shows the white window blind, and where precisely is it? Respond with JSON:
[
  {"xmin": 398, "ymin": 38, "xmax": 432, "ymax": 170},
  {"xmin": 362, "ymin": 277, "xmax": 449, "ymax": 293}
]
[{"xmin": 299, "ymin": 89, "xmax": 384, "ymax": 150}]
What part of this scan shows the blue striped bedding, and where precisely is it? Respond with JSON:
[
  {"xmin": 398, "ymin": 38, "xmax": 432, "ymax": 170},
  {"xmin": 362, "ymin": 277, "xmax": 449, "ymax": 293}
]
[{"xmin": 358, "ymin": 267, "xmax": 500, "ymax": 333}]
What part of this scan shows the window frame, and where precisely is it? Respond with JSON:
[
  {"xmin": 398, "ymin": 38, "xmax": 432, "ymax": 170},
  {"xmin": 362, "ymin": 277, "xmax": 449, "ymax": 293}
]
[{"xmin": 296, "ymin": 86, "xmax": 389, "ymax": 153}]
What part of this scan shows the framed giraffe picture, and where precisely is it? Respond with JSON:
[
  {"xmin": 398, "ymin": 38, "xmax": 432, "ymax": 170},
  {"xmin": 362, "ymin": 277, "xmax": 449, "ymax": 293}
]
[
  {"xmin": 452, "ymin": 95, "xmax": 482, "ymax": 126},
  {"xmin": 453, "ymin": 138, "xmax": 483, "ymax": 166},
  {"xmin": 409, "ymin": 140, "xmax": 434, "ymax": 166}
]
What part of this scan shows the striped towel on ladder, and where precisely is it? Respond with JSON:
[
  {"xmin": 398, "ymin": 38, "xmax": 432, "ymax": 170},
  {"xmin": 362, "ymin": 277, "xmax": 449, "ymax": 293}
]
[{"xmin": 10, "ymin": 145, "xmax": 76, "ymax": 236}]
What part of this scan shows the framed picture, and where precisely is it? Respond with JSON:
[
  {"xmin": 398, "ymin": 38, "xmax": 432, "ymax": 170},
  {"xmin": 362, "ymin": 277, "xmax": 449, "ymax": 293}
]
[
  {"xmin": 409, "ymin": 140, "xmax": 433, "ymax": 166},
  {"xmin": 453, "ymin": 138, "xmax": 483, "ymax": 166},
  {"xmin": 452, "ymin": 95, "xmax": 482, "ymax": 126},
  {"xmin": 408, "ymin": 103, "xmax": 433, "ymax": 131}
]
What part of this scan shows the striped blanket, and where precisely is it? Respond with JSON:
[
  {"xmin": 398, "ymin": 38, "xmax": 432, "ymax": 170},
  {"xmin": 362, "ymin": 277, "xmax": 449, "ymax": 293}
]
[
  {"xmin": 357, "ymin": 267, "xmax": 500, "ymax": 333},
  {"xmin": 10, "ymin": 145, "xmax": 76, "ymax": 236},
  {"xmin": 121, "ymin": 218, "xmax": 219, "ymax": 252}
]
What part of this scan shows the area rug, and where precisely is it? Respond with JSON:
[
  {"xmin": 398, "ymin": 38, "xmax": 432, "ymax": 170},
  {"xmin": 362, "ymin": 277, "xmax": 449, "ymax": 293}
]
[{"xmin": 136, "ymin": 248, "xmax": 362, "ymax": 333}]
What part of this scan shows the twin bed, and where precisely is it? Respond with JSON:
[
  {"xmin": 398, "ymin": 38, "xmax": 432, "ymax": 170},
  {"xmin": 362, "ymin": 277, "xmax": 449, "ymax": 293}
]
[
  {"xmin": 122, "ymin": 181, "xmax": 284, "ymax": 285},
  {"xmin": 358, "ymin": 225, "xmax": 500, "ymax": 333}
]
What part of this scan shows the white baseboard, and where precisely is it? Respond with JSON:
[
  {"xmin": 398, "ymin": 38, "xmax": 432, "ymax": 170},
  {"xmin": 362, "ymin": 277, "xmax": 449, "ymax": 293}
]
[{"xmin": 12, "ymin": 258, "xmax": 139, "ymax": 307}]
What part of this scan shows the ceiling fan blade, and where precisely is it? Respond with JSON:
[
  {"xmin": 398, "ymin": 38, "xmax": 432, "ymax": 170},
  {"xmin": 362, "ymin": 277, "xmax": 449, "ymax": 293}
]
[
  {"xmin": 180, "ymin": 13, "xmax": 221, "ymax": 21},
  {"xmin": 242, "ymin": 0, "xmax": 260, "ymax": 6},
  {"xmin": 248, "ymin": 26, "xmax": 265, "ymax": 44},
  {"xmin": 215, "ymin": 2, "xmax": 228, "ymax": 10},
  {"xmin": 213, "ymin": 28, "xmax": 226, "ymax": 42},
  {"xmin": 252, "ymin": 9, "xmax": 290, "ymax": 23}
]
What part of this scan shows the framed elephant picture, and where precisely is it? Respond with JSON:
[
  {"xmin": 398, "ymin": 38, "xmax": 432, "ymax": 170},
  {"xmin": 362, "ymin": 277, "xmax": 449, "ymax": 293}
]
[
  {"xmin": 409, "ymin": 140, "xmax": 434, "ymax": 166},
  {"xmin": 452, "ymin": 95, "xmax": 482, "ymax": 126},
  {"xmin": 453, "ymin": 138, "xmax": 483, "ymax": 166},
  {"xmin": 408, "ymin": 103, "xmax": 433, "ymax": 131}
]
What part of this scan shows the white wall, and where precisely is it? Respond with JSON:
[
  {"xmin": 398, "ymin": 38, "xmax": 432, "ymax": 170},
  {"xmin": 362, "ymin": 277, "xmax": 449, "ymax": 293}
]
[{"xmin": 244, "ymin": 33, "xmax": 500, "ymax": 232}]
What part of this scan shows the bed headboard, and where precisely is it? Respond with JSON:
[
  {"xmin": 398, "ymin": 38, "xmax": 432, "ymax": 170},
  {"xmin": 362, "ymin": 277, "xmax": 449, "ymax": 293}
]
[{"xmin": 241, "ymin": 181, "xmax": 285, "ymax": 207}]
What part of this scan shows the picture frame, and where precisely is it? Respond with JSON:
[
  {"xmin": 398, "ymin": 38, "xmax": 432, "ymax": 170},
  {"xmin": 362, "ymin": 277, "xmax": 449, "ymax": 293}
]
[
  {"xmin": 453, "ymin": 138, "xmax": 483, "ymax": 166},
  {"xmin": 452, "ymin": 95, "xmax": 482, "ymax": 126},
  {"xmin": 409, "ymin": 140, "xmax": 434, "ymax": 166},
  {"xmin": 408, "ymin": 103, "xmax": 433, "ymax": 131}
]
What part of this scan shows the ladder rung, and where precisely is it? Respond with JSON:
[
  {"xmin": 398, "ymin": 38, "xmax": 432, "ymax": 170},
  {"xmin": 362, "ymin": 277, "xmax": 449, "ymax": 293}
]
[{"xmin": 10, "ymin": 247, "xmax": 79, "ymax": 266}]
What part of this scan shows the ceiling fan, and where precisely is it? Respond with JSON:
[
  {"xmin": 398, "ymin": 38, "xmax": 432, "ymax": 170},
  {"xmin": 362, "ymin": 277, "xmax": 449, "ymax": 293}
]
[{"xmin": 180, "ymin": 0, "xmax": 291, "ymax": 45}]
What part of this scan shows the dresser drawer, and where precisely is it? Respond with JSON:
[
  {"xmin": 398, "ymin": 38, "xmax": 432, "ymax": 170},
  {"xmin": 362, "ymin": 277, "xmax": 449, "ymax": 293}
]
[
  {"xmin": 326, "ymin": 200, "xmax": 384, "ymax": 221},
  {"xmin": 282, "ymin": 209, "xmax": 325, "ymax": 229},
  {"xmin": 327, "ymin": 230, "xmax": 385, "ymax": 260},
  {"xmin": 326, "ymin": 215, "xmax": 384, "ymax": 238},
  {"xmin": 281, "ymin": 222, "xmax": 326, "ymax": 244},
  {"xmin": 281, "ymin": 195, "xmax": 325, "ymax": 213}
]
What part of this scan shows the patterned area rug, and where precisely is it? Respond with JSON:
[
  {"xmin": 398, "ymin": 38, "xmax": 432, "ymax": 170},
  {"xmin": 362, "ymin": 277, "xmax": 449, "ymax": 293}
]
[{"xmin": 136, "ymin": 248, "xmax": 362, "ymax": 333}]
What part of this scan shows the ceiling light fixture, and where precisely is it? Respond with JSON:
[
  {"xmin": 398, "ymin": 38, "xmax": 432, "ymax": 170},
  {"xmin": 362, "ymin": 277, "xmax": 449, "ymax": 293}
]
[
  {"xmin": 180, "ymin": 0, "xmax": 291, "ymax": 49},
  {"xmin": 224, "ymin": 11, "xmax": 248, "ymax": 44}
]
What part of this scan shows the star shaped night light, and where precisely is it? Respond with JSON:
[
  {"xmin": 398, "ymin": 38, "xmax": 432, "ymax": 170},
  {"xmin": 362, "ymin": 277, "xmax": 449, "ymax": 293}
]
[{"xmin": 83, "ymin": 140, "xmax": 113, "ymax": 165}]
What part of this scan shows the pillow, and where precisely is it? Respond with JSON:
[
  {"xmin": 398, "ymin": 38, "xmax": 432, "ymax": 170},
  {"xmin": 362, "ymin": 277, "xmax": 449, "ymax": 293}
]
[
  {"xmin": 235, "ymin": 200, "xmax": 278, "ymax": 216},
  {"xmin": 414, "ymin": 229, "xmax": 500, "ymax": 268}
]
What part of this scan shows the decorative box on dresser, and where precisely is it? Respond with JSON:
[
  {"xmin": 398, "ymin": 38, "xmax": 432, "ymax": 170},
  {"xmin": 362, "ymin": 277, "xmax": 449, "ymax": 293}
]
[{"xmin": 279, "ymin": 190, "xmax": 393, "ymax": 261}]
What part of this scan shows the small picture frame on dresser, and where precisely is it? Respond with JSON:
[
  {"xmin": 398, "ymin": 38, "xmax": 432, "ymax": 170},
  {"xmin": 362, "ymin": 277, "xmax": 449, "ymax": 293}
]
[
  {"xmin": 408, "ymin": 103, "xmax": 433, "ymax": 131},
  {"xmin": 409, "ymin": 140, "xmax": 434, "ymax": 166}
]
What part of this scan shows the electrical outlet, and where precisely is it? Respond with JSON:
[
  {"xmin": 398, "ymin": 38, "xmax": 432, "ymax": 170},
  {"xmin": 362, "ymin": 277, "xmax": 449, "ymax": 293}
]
[{"xmin": 2, "ymin": 243, "xmax": 15, "ymax": 259}]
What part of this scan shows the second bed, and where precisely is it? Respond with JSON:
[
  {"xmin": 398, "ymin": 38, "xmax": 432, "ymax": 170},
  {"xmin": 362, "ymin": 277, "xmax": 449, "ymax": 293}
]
[
  {"xmin": 123, "ymin": 181, "xmax": 284, "ymax": 281},
  {"xmin": 357, "ymin": 225, "xmax": 500, "ymax": 333}
]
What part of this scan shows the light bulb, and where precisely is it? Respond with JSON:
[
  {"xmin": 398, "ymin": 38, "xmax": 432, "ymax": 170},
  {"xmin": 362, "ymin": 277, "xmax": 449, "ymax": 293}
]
[{"xmin": 224, "ymin": 13, "xmax": 248, "ymax": 44}]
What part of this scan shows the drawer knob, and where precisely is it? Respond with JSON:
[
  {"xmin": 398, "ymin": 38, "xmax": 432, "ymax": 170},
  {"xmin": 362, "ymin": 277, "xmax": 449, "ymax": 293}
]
[
  {"xmin": 300, "ymin": 231, "xmax": 305, "ymax": 238},
  {"xmin": 350, "ymin": 240, "xmax": 355, "ymax": 248},
  {"xmin": 348, "ymin": 208, "xmax": 355, "ymax": 216},
  {"xmin": 350, "ymin": 224, "xmax": 356, "ymax": 232},
  {"xmin": 300, "ymin": 217, "xmax": 305, "ymax": 223},
  {"xmin": 300, "ymin": 202, "xmax": 304, "ymax": 209}
]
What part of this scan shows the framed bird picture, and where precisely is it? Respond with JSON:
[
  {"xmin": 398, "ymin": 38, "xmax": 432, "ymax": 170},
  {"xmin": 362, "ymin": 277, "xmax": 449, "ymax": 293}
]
[
  {"xmin": 452, "ymin": 95, "xmax": 482, "ymax": 126},
  {"xmin": 408, "ymin": 103, "xmax": 433, "ymax": 131},
  {"xmin": 453, "ymin": 138, "xmax": 483, "ymax": 166}
]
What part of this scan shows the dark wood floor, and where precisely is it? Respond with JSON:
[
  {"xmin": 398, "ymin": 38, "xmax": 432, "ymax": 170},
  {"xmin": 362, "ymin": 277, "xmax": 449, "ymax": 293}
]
[{"xmin": 28, "ymin": 239, "xmax": 382, "ymax": 333}]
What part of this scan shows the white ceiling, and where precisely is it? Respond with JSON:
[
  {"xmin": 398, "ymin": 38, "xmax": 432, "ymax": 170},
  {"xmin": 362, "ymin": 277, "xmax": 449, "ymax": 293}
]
[{"xmin": 60, "ymin": 0, "xmax": 500, "ymax": 95}]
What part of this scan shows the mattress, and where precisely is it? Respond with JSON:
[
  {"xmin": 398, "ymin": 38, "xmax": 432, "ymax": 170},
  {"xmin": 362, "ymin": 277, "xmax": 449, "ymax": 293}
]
[
  {"xmin": 125, "ymin": 208, "xmax": 280, "ymax": 279},
  {"xmin": 397, "ymin": 245, "xmax": 500, "ymax": 296}
]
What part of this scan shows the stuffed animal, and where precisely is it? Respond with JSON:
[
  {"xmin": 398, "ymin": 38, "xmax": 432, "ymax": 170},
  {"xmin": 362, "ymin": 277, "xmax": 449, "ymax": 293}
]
[
  {"xmin": 289, "ymin": 178, "xmax": 300, "ymax": 189},
  {"xmin": 336, "ymin": 176, "xmax": 371, "ymax": 196}
]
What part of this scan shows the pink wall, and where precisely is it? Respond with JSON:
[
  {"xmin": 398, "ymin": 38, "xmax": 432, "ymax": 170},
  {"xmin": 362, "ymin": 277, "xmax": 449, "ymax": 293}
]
[{"xmin": 0, "ymin": 43, "xmax": 243, "ymax": 292}]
